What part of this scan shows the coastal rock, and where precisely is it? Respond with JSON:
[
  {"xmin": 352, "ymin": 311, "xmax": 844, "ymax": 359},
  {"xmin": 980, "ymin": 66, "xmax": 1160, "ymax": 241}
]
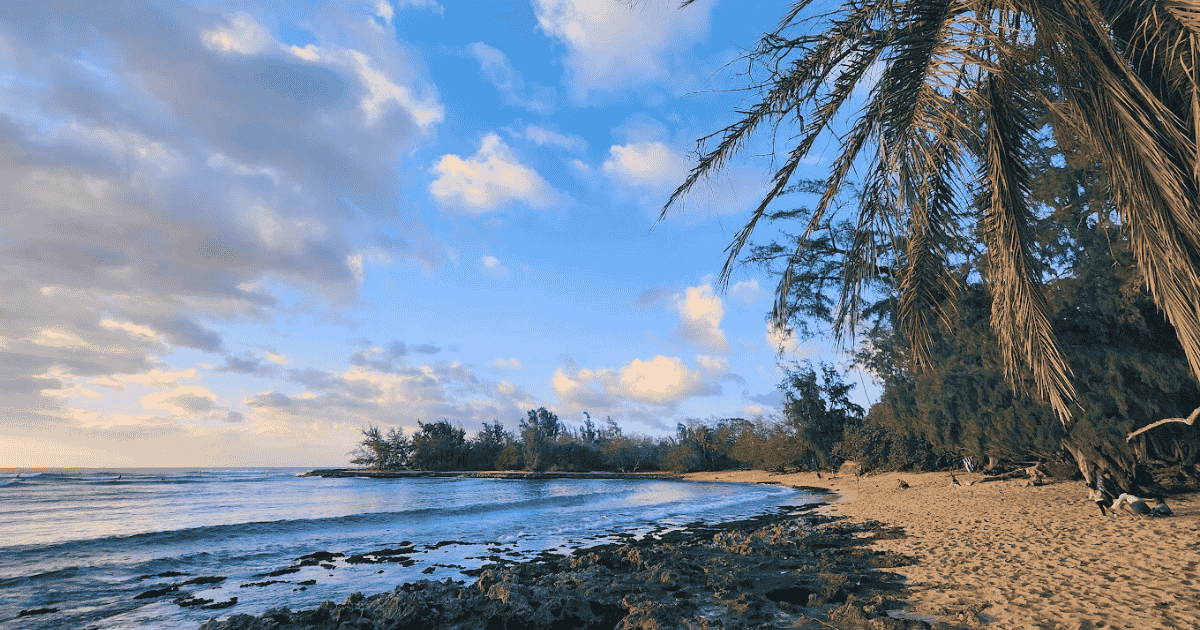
[
  {"xmin": 134, "ymin": 585, "xmax": 180, "ymax": 599},
  {"xmin": 200, "ymin": 512, "xmax": 920, "ymax": 630},
  {"xmin": 183, "ymin": 576, "xmax": 227, "ymax": 586}
]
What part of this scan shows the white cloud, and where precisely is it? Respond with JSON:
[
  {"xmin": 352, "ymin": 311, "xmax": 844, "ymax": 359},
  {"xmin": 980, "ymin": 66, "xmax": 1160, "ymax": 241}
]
[
  {"xmin": 38, "ymin": 368, "xmax": 102, "ymax": 400},
  {"xmin": 101, "ymin": 319, "xmax": 162, "ymax": 342},
  {"xmin": 241, "ymin": 205, "xmax": 328, "ymax": 256},
  {"xmin": 331, "ymin": 361, "xmax": 540, "ymax": 428},
  {"xmin": 431, "ymin": 134, "xmax": 560, "ymax": 212},
  {"xmin": 289, "ymin": 43, "xmax": 320, "ymax": 61},
  {"xmin": 348, "ymin": 50, "xmax": 444, "ymax": 128},
  {"xmin": 469, "ymin": 43, "xmax": 556, "ymax": 114},
  {"xmin": 673, "ymin": 283, "xmax": 729, "ymax": 353},
  {"xmin": 532, "ymin": 0, "xmax": 712, "ymax": 100},
  {"xmin": 375, "ymin": 1, "xmax": 395, "ymax": 25},
  {"xmin": 87, "ymin": 376, "xmax": 126, "ymax": 390},
  {"xmin": 124, "ymin": 368, "xmax": 199, "ymax": 389},
  {"xmin": 695, "ymin": 354, "xmax": 729, "ymax": 373},
  {"xmin": 481, "ymin": 254, "xmax": 511, "ymax": 276},
  {"xmin": 201, "ymin": 12, "xmax": 272, "ymax": 55},
  {"xmin": 266, "ymin": 352, "xmax": 291, "ymax": 365},
  {"xmin": 765, "ymin": 321, "xmax": 816, "ymax": 359},
  {"xmin": 741, "ymin": 403, "xmax": 767, "ymax": 418},
  {"xmin": 619, "ymin": 355, "xmax": 707, "ymax": 404},
  {"xmin": 140, "ymin": 385, "xmax": 219, "ymax": 417},
  {"xmin": 729, "ymin": 279, "xmax": 765, "ymax": 303},
  {"xmin": 281, "ymin": 42, "xmax": 443, "ymax": 130},
  {"xmin": 347, "ymin": 253, "xmax": 364, "ymax": 283},
  {"xmin": 553, "ymin": 355, "xmax": 720, "ymax": 414},
  {"xmin": 602, "ymin": 141, "xmax": 688, "ymax": 188},
  {"xmin": 30, "ymin": 327, "xmax": 93, "ymax": 349},
  {"xmin": 205, "ymin": 152, "xmax": 281, "ymax": 184},
  {"xmin": 519, "ymin": 124, "xmax": 586, "ymax": 152},
  {"xmin": 494, "ymin": 358, "xmax": 521, "ymax": 369},
  {"xmin": 396, "ymin": 0, "xmax": 444, "ymax": 14}
]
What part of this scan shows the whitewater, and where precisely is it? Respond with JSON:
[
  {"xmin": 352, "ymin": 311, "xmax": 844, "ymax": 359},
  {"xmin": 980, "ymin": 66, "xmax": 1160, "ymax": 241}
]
[{"xmin": 0, "ymin": 468, "xmax": 818, "ymax": 629}]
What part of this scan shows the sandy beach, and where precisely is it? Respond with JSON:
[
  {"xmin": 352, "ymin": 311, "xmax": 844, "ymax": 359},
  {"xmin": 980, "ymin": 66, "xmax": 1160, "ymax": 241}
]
[{"xmin": 685, "ymin": 469, "xmax": 1200, "ymax": 630}]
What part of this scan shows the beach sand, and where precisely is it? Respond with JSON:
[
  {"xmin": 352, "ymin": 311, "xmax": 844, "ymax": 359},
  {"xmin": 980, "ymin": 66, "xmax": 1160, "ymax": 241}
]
[{"xmin": 685, "ymin": 469, "xmax": 1200, "ymax": 630}]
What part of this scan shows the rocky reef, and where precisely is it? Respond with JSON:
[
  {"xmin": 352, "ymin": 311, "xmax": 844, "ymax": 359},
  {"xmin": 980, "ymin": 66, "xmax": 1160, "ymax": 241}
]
[{"xmin": 201, "ymin": 507, "xmax": 956, "ymax": 630}]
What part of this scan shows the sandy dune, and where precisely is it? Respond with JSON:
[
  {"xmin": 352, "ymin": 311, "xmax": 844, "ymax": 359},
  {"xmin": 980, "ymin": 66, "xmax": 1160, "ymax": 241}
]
[{"xmin": 685, "ymin": 469, "xmax": 1200, "ymax": 630}]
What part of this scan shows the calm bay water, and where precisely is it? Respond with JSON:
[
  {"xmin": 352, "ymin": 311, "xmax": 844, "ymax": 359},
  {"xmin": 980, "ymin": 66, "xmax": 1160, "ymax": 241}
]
[{"xmin": 0, "ymin": 468, "xmax": 817, "ymax": 629}]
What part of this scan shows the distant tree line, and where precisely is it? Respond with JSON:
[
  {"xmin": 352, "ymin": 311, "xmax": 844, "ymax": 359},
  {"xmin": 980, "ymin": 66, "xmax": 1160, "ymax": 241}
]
[{"xmin": 349, "ymin": 364, "xmax": 872, "ymax": 474}]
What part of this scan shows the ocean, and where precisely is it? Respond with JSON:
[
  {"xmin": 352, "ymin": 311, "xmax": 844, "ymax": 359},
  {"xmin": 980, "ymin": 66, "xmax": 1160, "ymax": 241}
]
[{"xmin": 0, "ymin": 468, "xmax": 819, "ymax": 629}]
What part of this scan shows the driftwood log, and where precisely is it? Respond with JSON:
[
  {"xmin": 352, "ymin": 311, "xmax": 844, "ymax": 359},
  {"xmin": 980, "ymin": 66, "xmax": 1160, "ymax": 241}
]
[
  {"xmin": 1126, "ymin": 407, "xmax": 1200, "ymax": 442},
  {"xmin": 976, "ymin": 465, "xmax": 1047, "ymax": 485}
]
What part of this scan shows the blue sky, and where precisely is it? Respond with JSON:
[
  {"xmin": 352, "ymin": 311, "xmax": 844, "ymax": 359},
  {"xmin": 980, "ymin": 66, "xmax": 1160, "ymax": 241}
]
[{"xmin": 0, "ymin": 0, "xmax": 876, "ymax": 467}]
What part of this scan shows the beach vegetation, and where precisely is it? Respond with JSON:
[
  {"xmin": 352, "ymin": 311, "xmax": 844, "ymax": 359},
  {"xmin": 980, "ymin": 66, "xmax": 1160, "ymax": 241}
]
[
  {"xmin": 736, "ymin": 108, "xmax": 1200, "ymax": 490},
  {"xmin": 520, "ymin": 407, "xmax": 565, "ymax": 472},
  {"xmin": 779, "ymin": 362, "xmax": 865, "ymax": 469},
  {"xmin": 466, "ymin": 421, "xmax": 516, "ymax": 470},
  {"xmin": 668, "ymin": 0, "xmax": 1200, "ymax": 430},
  {"xmin": 494, "ymin": 442, "xmax": 525, "ymax": 471},
  {"xmin": 661, "ymin": 419, "xmax": 740, "ymax": 472},
  {"xmin": 411, "ymin": 420, "xmax": 468, "ymax": 471},
  {"xmin": 348, "ymin": 424, "xmax": 411, "ymax": 471}
]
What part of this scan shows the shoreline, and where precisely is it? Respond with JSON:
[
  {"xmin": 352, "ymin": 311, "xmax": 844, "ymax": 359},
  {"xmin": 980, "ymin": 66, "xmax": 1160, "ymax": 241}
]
[
  {"xmin": 300, "ymin": 468, "xmax": 682, "ymax": 480},
  {"xmin": 685, "ymin": 469, "xmax": 1200, "ymax": 629},
  {"xmin": 205, "ymin": 468, "xmax": 1200, "ymax": 629},
  {"xmin": 200, "ymin": 500, "xmax": 931, "ymax": 630}
]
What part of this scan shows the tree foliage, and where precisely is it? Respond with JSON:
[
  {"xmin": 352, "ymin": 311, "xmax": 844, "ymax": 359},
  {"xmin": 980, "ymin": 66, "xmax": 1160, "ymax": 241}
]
[
  {"xmin": 748, "ymin": 107, "xmax": 1200, "ymax": 489},
  {"xmin": 779, "ymin": 362, "xmax": 866, "ymax": 469},
  {"xmin": 347, "ymin": 404, "xmax": 877, "ymax": 475},
  {"xmin": 670, "ymin": 0, "xmax": 1200, "ymax": 423},
  {"xmin": 348, "ymin": 424, "xmax": 411, "ymax": 470},
  {"xmin": 466, "ymin": 421, "xmax": 515, "ymax": 471},
  {"xmin": 520, "ymin": 407, "xmax": 564, "ymax": 472},
  {"xmin": 411, "ymin": 420, "xmax": 467, "ymax": 471}
]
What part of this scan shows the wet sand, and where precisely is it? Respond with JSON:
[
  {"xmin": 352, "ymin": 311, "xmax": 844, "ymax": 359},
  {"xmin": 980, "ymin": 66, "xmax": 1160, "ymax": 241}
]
[{"xmin": 685, "ymin": 469, "xmax": 1200, "ymax": 630}]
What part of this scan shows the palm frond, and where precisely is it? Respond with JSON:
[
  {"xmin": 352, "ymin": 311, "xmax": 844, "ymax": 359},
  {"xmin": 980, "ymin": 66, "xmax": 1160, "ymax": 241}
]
[
  {"xmin": 1034, "ymin": 0, "xmax": 1200, "ymax": 392},
  {"xmin": 668, "ymin": 0, "xmax": 1200, "ymax": 424},
  {"xmin": 980, "ymin": 67, "xmax": 1076, "ymax": 421}
]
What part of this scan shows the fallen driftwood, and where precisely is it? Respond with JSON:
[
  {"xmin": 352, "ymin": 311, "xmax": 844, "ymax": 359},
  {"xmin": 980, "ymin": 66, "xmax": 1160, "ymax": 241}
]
[
  {"xmin": 969, "ymin": 464, "xmax": 1047, "ymax": 485},
  {"xmin": 1127, "ymin": 406, "xmax": 1200, "ymax": 442}
]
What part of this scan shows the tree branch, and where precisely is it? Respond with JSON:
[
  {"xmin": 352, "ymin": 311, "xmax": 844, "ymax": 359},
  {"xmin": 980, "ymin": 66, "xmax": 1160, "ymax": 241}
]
[{"xmin": 1126, "ymin": 406, "xmax": 1200, "ymax": 441}]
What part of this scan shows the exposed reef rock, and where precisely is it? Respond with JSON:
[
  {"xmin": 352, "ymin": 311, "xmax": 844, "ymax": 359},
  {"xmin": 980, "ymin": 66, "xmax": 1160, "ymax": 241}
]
[{"xmin": 202, "ymin": 508, "xmax": 954, "ymax": 630}]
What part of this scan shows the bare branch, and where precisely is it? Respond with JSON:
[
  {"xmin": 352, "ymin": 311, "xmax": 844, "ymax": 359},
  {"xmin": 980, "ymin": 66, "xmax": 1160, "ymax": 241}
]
[{"xmin": 1126, "ymin": 406, "xmax": 1200, "ymax": 441}]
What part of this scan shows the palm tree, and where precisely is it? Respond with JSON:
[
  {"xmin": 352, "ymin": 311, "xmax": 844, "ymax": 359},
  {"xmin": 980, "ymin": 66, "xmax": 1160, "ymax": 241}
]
[{"xmin": 666, "ymin": 0, "xmax": 1200, "ymax": 425}]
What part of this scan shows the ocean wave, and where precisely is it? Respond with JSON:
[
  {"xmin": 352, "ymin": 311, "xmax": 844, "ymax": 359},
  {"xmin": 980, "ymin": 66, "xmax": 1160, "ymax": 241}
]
[
  {"xmin": 0, "ymin": 565, "xmax": 82, "ymax": 588},
  {"xmin": 0, "ymin": 485, "xmax": 633, "ymax": 556},
  {"xmin": 4, "ymin": 471, "xmax": 293, "ymax": 487}
]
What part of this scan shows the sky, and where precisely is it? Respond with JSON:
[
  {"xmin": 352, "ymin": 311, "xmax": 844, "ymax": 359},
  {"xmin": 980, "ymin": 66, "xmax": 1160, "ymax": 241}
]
[{"xmin": 0, "ymin": 0, "xmax": 877, "ymax": 467}]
